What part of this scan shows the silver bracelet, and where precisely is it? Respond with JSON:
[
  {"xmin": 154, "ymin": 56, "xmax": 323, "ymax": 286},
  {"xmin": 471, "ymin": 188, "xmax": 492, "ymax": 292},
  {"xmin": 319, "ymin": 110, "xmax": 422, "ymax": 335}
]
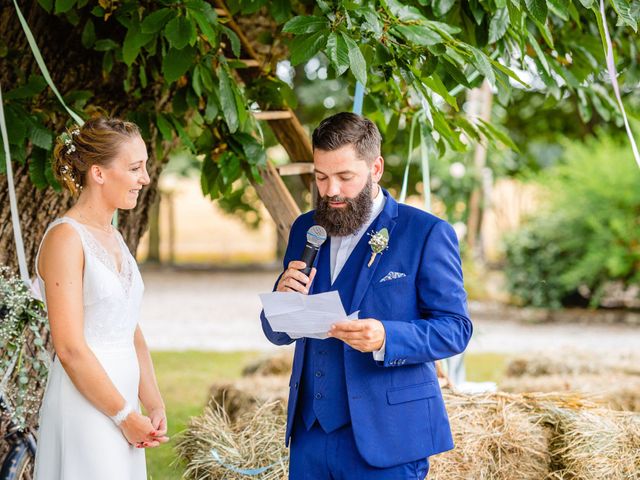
[{"xmin": 111, "ymin": 403, "xmax": 134, "ymax": 426}]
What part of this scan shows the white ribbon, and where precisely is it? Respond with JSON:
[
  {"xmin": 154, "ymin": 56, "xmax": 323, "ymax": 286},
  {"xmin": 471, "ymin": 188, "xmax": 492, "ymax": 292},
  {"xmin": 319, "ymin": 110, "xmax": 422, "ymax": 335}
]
[
  {"xmin": 599, "ymin": 0, "xmax": 640, "ymax": 169},
  {"xmin": 1, "ymin": 83, "xmax": 31, "ymax": 287}
]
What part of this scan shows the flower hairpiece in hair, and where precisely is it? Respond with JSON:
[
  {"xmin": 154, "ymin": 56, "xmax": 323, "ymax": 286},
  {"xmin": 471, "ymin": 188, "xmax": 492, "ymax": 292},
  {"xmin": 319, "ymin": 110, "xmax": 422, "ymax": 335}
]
[{"xmin": 60, "ymin": 127, "xmax": 80, "ymax": 154}]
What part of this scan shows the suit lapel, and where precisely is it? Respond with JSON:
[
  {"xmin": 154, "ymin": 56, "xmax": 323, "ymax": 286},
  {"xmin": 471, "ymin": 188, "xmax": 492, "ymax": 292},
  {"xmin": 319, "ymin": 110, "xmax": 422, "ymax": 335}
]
[{"xmin": 347, "ymin": 189, "xmax": 398, "ymax": 314}]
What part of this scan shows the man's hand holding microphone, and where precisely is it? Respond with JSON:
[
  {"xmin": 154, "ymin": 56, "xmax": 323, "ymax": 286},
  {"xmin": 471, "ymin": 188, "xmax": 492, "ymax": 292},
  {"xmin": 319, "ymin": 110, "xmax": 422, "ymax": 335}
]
[{"xmin": 277, "ymin": 225, "xmax": 385, "ymax": 353}]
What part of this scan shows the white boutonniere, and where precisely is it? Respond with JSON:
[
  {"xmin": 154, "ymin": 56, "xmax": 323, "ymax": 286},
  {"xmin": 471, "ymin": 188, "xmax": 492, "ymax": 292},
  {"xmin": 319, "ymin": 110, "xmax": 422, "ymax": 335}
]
[{"xmin": 367, "ymin": 228, "xmax": 389, "ymax": 267}]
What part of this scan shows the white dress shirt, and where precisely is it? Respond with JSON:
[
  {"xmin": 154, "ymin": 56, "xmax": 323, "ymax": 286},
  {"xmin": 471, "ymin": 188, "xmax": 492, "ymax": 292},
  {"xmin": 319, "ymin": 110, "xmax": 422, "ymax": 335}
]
[{"xmin": 329, "ymin": 185, "xmax": 386, "ymax": 360}]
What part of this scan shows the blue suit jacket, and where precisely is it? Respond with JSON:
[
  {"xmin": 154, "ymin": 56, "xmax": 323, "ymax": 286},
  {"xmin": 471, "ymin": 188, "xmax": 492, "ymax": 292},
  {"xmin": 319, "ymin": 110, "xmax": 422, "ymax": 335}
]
[{"xmin": 261, "ymin": 189, "xmax": 472, "ymax": 468}]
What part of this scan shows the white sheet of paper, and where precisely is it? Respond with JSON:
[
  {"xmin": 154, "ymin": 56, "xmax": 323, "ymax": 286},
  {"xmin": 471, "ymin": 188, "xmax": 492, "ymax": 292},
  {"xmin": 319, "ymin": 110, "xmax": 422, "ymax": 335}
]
[{"xmin": 260, "ymin": 291, "xmax": 359, "ymax": 339}]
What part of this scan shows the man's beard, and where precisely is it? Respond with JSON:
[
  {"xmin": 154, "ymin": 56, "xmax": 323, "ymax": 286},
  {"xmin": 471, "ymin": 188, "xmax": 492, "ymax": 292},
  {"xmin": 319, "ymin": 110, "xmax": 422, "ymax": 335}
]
[{"xmin": 314, "ymin": 178, "xmax": 373, "ymax": 237}]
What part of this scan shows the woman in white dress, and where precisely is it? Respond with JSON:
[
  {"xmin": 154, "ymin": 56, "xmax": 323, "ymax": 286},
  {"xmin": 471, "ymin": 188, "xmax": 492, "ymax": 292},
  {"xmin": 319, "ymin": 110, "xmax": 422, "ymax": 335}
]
[{"xmin": 34, "ymin": 118, "xmax": 168, "ymax": 479}]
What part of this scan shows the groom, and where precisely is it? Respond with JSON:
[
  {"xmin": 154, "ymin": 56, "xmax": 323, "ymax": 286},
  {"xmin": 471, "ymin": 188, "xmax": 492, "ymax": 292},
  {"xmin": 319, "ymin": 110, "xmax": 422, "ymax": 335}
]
[{"xmin": 261, "ymin": 112, "xmax": 472, "ymax": 479}]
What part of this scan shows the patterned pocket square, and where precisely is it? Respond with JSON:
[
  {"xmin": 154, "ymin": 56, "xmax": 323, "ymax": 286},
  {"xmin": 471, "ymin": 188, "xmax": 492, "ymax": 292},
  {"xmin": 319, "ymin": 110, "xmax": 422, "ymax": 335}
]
[{"xmin": 379, "ymin": 271, "xmax": 407, "ymax": 283}]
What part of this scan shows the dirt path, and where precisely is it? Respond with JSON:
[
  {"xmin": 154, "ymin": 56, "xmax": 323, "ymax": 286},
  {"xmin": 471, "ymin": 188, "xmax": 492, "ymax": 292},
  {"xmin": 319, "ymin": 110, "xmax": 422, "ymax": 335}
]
[{"xmin": 139, "ymin": 268, "xmax": 640, "ymax": 355}]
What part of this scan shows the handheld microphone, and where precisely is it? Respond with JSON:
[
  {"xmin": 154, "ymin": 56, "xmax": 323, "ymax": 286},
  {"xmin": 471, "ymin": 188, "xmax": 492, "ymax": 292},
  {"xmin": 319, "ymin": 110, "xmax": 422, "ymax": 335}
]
[{"xmin": 299, "ymin": 225, "xmax": 327, "ymax": 276}]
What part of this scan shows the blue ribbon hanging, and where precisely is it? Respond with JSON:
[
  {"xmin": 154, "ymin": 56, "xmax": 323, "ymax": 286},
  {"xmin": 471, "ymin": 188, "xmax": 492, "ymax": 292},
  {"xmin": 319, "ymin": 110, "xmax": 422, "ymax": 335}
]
[{"xmin": 210, "ymin": 448, "xmax": 288, "ymax": 476}]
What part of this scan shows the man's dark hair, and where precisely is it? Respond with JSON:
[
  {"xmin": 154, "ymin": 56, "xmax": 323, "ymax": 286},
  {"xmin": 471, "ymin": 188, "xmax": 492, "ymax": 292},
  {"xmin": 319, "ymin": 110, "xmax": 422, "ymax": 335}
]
[{"xmin": 312, "ymin": 112, "xmax": 382, "ymax": 164}]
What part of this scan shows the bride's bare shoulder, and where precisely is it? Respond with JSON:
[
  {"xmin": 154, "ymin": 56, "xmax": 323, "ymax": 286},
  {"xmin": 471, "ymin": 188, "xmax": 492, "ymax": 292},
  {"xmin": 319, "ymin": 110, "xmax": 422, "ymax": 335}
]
[{"xmin": 39, "ymin": 223, "xmax": 84, "ymax": 272}]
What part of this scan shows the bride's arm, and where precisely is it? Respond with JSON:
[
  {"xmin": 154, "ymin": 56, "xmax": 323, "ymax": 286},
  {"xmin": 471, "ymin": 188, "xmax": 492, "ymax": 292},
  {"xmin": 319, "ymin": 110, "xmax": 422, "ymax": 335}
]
[
  {"xmin": 39, "ymin": 224, "xmax": 158, "ymax": 446},
  {"xmin": 133, "ymin": 325, "xmax": 167, "ymax": 437}
]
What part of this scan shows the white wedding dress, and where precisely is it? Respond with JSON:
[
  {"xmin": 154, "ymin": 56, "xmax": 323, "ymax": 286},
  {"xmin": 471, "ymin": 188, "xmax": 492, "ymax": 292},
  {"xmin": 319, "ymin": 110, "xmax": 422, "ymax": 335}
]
[{"xmin": 33, "ymin": 217, "xmax": 147, "ymax": 479}]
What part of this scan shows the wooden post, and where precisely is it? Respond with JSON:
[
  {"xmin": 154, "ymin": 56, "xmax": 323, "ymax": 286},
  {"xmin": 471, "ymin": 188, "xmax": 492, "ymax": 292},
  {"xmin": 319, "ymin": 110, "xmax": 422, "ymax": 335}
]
[{"xmin": 251, "ymin": 162, "xmax": 301, "ymax": 244}]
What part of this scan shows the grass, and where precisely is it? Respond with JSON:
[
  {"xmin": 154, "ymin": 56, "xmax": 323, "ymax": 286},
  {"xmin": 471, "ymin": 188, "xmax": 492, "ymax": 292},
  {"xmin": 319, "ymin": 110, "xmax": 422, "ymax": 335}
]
[{"xmin": 146, "ymin": 351, "xmax": 507, "ymax": 480}]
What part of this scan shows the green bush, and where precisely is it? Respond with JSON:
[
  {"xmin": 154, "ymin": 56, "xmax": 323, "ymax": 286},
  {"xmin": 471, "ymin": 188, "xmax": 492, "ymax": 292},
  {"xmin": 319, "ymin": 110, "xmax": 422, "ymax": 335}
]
[{"xmin": 504, "ymin": 135, "xmax": 640, "ymax": 308}]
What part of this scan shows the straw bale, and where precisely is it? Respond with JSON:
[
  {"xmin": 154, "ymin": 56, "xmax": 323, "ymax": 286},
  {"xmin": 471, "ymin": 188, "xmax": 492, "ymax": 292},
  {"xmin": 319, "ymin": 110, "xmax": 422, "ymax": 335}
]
[
  {"xmin": 175, "ymin": 400, "xmax": 288, "ymax": 480},
  {"xmin": 538, "ymin": 403, "xmax": 640, "ymax": 480},
  {"xmin": 505, "ymin": 351, "xmax": 640, "ymax": 378},
  {"xmin": 242, "ymin": 352, "xmax": 293, "ymax": 378},
  {"xmin": 209, "ymin": 375, "xmax": 289, "ymax": 422},
  {"xmin": 500, "ymin": 374, "xmax": 640, "ymax": 412},
  {"xmin": 429, "ymin": 391, "xmax": 551, "ymax": 479}
]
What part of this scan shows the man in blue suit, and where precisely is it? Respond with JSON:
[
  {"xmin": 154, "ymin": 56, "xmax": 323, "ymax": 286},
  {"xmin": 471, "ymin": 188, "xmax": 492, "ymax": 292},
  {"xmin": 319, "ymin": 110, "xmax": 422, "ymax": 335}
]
[{"xmin": 261, "ymin": 112, "xmax": 472, "ymax": 479}]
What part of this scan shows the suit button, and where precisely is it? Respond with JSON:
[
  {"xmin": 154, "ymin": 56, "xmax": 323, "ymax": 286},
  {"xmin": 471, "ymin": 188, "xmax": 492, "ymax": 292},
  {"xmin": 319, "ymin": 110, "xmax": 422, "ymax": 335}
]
[
  {"xmin": 315, "ymin": 393, "xmax": 322, "ymax": 400},
  {"xmin": 315, "ymin": 371, "xmax": 323, "ymax": 377},
  {"xmin": 294, "ymin": 382, "xmax": 299, "ymax": 389}
]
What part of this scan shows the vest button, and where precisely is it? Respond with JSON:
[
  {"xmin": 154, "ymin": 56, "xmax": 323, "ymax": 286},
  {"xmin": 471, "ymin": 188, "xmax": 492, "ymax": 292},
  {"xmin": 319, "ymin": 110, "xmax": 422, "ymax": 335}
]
[
  {"xmin": 315, "ymin": 393, "xmax": 322, "ymax": 400},
  {"xmin": 315, "ymin": 370, "xmax": 323, "ymax": 377}
]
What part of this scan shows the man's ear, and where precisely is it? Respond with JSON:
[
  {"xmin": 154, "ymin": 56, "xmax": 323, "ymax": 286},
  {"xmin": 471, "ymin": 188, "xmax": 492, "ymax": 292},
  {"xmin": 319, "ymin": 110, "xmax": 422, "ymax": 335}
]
[{"xmin": 371, "ymin": 156, "xmax": 384, "ymax": 182}]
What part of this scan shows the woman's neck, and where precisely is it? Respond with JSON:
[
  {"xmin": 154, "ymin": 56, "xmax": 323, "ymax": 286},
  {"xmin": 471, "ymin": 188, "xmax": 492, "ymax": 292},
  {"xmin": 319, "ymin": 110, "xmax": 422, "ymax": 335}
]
[{"xmin": 68, "ymin": 190, "xmax": 116, "ymax": 230}]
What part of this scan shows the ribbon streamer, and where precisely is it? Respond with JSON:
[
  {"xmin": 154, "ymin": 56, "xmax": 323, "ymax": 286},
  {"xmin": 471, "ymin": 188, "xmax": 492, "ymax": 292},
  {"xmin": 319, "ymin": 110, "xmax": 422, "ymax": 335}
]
[
  {"xmin": 0, "ymin": 83, "xmax": 31, "ymax": 286},
  {"xmin": 210, "ymin": 449, "xmax": 287, "ymax": 476},
  {"xmin": 599, "ymin": 0, "xmax": 640, "ymax": 169}
]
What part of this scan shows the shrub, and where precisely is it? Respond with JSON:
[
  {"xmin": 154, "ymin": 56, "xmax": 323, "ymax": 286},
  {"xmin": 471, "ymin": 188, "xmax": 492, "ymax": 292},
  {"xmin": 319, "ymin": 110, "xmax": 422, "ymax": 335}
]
[{"xmin": 504, "ymin": 135, "xmax": 640, "ymax": 308}]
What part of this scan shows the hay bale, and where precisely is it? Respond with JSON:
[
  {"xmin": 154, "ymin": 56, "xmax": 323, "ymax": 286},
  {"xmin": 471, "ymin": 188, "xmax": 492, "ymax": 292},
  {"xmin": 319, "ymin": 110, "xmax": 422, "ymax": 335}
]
[
  {"xmin": 182, "ymin": 380, "xmax": 640, "ymax": 480},
  {"xmin": 242, "ymin": 352, "xmax": 293, "ymax": 377},
  {"xmin": 539, "ymin": 404, "xmax": 640, "ymax": 480},
  {"xmin": 505, "ymin": 351, "xmax": 640, "ymax": 378},
  {"xmin": 209, "ymin": 376, "xmax": 289, "ymax": 422},
  {"xmin": 429, "ymin": 392, "xmax": 551, "ymax": 479},
  {"xmin": 175, "ymin": 400, "xmax": 288, "ymax": 480},
  {"xmin": 500, "ymin": 374, "xmax": 640, "ymax": 412}
]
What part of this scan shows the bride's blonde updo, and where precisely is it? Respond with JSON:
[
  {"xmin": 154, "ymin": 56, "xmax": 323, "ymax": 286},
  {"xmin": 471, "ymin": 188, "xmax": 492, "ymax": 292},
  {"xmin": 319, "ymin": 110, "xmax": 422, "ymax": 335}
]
[{"xmin": 53, "ymin": 117, "xmax": 141, "ymax": 196}]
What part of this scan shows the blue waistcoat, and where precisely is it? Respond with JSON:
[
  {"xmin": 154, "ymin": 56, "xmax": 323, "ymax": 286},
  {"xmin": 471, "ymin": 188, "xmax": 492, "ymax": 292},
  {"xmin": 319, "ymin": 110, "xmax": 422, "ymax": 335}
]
[{"xmin": 298, "ymin": 231, "xmax": 366, "ymax": 433}]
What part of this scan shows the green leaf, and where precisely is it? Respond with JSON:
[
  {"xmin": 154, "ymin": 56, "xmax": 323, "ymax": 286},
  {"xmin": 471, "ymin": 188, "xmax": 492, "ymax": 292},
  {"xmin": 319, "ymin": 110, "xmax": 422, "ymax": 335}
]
[
  {"xmin": 477, "ymin": 118, "xmax": 519, "ymax": 152},
  {"xmin": 525, "ymin": 0, "xmax": 548, "ymax": 25},
  {"xmin": 37, "ymin": 0, "xmax": 53, "ymax": 13},
  {"xmin": 282, "ymin": 15, "xmax": 328, "ymax": 34},
  {"xmin": 326, "ymin": 32, "xmax": 349, "ymax": 76},
  {"xmin": 199, "ymin": 65, "xmax": 215, "ymax": 91},
  {"xmin": 156, "ymin": 114, "xmax": 174, "ymax": 141},
  {"xmin": 393, "ymin": 25, "xmax": 442, "ymax": 46},
  {"xmin": 204, "ymin": 94, "xmax": 219, "ymax": 122},
  {"xmin": 28, "ymin": 149, "xmax": 48, "ymax": 189},
  {"xmin": 424, "ymin": 73, "xmax": 458, "ymax": 111},
  {"xmin": 342, "ymin": 33, "xmax": 367, "ymax": 86},
  {"xmin": 94, "ymin": 39, "xmax": 119, "ymax": 51},
  {"xmin": 488, "ymin": 7, "xmax": 509, "ymax": 43},
  {"xmin": 162, "ymin": 46, "xmax": 196, "ymax": 83},
  {"xmin": 170, "ymin": 116, "xmax": 196, "ymax": 151},
  {"xmin": 55, "ymin": 0, "xmax": 76, "ymax": 14},
  {"xmin": 189, "ymin": 9, "xmax": 218, "ymax": 44},
  {"xmin": 192, "ymin": 65, "xmax": 203, "ymax": 97},
  {"xmin": 122, "ymin": 23, "xmax": 153, "ymax": 66},
  {"xmin": 548, "ymin": 0, "xmax": 570, "ymax": 21},
  {"xmin": 220, "ymin": 25, "xmax": 241, "ymax": 58},
  {"xmin": 611, "ymin": 0, "xmax": 638, "ymax": 32},
  {"xmin": 81, "ymin": 19, "xmax": 96, "ymax": 48},
  {"xmin": 577, "ymin": 0, "xmax": 595, "ymax": 8},
  {"xmin": 433, "ymin": 0, "xmax": 456, "ymax": 16},
  {"xmin": 29, "ymin": 125, "xmax": 53, "ymax": 150},
  {"xmin": 164, "ymin": 16, "xmax": 197, "ymax": 50},
  {"xmin": 469, "ymin": 47, "xmax": 495, "ymax": 87},
  {"xmin": 289, "ymin": 30, "xmax": 328, "ymax": 66},
  {"xmin": 218, "ymin": 64, "xmax": 239, "ymax": 133},
  {"xmin": 4, "ymin": 75, "xmax": 47, "ymax": 100},
  {"xmin": 141, "ymin": 8, "xmax": 175, "ymax": 34},
  {"xmin": 527, "ymin": 30, "xmax": 550, "ymax": 75}
]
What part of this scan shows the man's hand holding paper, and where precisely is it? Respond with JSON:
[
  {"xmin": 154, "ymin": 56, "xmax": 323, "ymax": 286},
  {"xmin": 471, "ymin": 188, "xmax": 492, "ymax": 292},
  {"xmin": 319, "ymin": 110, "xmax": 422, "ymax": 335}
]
[{"xmin": 259, "ymin": 290, "xmax": 359, "ymax": 339}]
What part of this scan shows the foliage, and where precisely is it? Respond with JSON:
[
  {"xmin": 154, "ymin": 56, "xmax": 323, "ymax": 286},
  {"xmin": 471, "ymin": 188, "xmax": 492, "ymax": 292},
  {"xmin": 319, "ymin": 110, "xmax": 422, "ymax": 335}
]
[
  {"xmin": 504, "ymin": 134, "xmax": 640, "ymax": 308},
  {"xmin": 1, "ymin": 0, "xmax": 639, "ymax": 211},
  {"xmin": 0, "ymin": 267, "xmax": 50, "ymax": 429}
]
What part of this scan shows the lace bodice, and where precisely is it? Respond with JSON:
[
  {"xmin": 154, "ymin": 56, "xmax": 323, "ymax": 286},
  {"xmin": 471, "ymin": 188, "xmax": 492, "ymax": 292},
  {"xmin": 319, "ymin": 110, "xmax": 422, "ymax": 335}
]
[{"xmin": 36, "ymin": 217, "xmax": 144, "ymax": 349}]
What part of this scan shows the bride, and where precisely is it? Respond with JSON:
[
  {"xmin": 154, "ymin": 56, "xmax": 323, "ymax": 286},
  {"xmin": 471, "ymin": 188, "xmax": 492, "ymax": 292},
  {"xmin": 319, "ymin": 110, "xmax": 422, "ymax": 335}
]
[{"xmin": 34, "ymin": 118, "xmax": 168, "ymax": 479}]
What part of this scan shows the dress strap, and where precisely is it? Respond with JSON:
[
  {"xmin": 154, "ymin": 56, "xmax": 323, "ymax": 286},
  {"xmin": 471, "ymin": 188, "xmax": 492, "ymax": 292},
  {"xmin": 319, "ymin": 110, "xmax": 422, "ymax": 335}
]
[{"xmin": 35, "ymin": 217, "xmax": 86, "ymax": 281}]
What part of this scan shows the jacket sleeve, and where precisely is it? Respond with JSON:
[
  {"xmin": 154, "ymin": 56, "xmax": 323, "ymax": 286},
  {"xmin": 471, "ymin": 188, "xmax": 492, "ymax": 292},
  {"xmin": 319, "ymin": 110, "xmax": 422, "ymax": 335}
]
[
  {"xmin": 260, "ymin": 219, "xmax": 303, "ymax": 346},
  {"xmin": 378, "ymin": 220, "xmax": 473, "ymax": 367}
]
